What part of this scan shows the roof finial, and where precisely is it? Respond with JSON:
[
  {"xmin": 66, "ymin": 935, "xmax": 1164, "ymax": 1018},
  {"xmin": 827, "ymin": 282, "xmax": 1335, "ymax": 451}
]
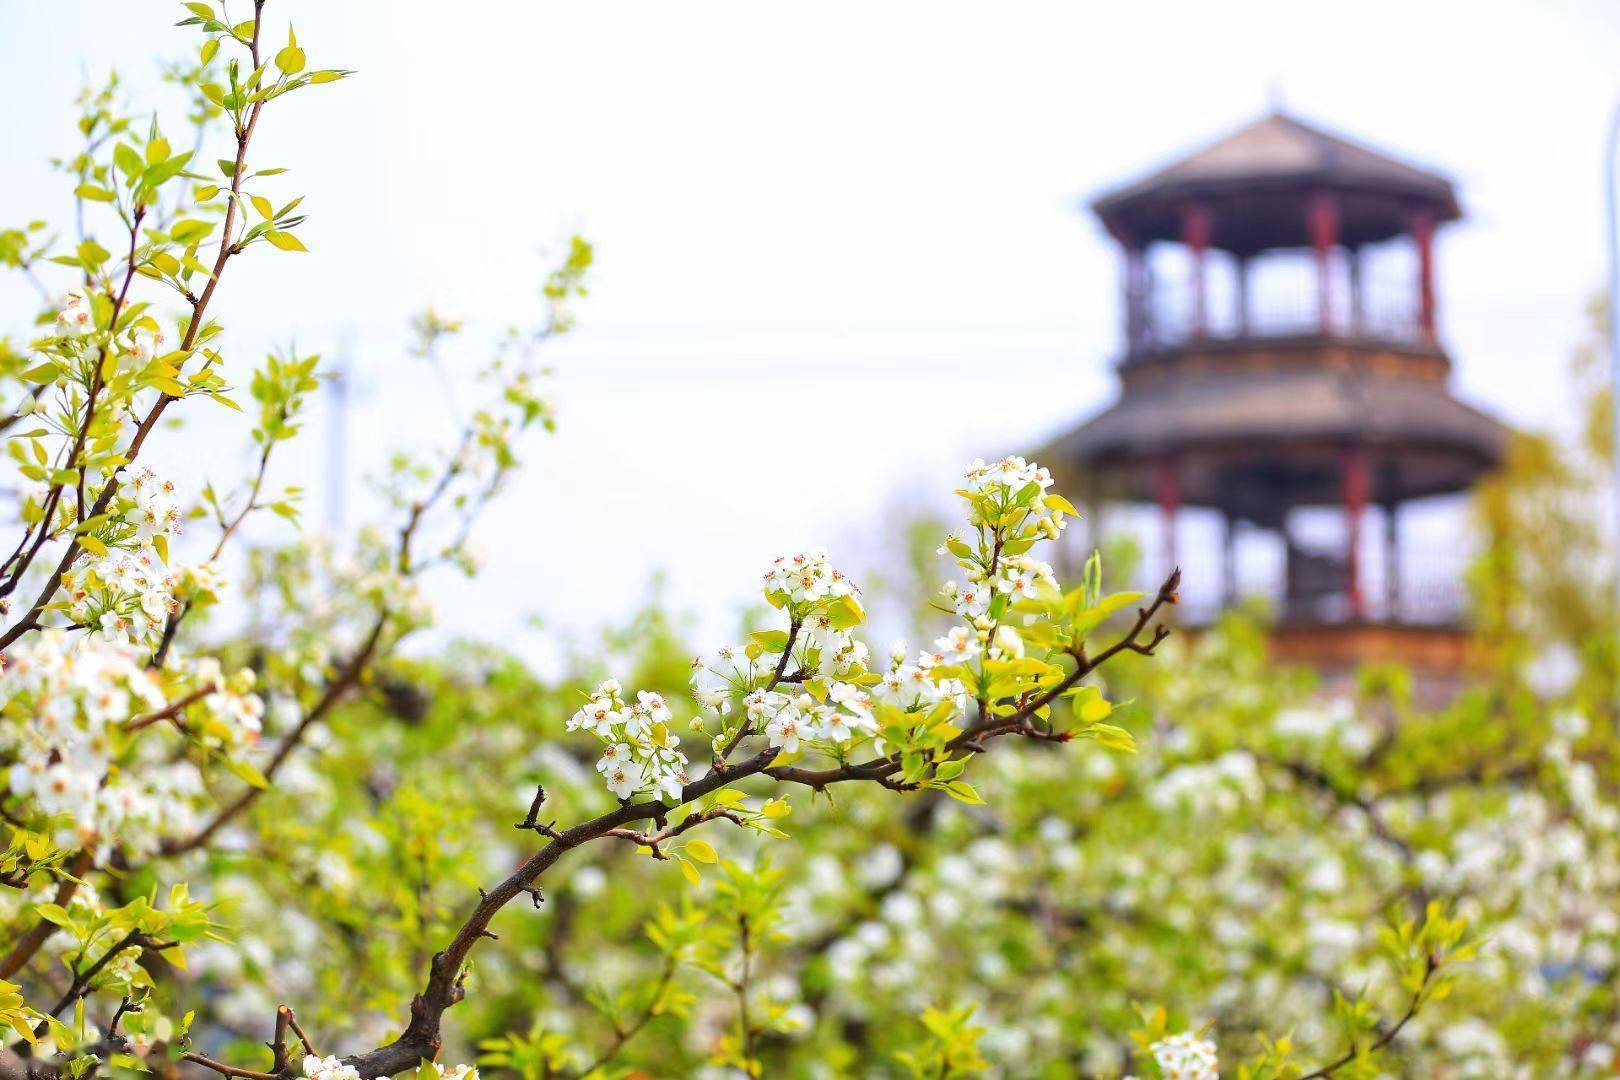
[{"xmin": 1266, "ymin": 79, "xmax": 1287, "ymax": 116}]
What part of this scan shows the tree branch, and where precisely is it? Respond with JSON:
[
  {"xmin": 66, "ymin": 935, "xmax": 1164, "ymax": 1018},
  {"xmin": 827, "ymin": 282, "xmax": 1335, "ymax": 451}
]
[{"xmin": 337, "ymin": 570, "xmax": 1179, "ymax": 1078}]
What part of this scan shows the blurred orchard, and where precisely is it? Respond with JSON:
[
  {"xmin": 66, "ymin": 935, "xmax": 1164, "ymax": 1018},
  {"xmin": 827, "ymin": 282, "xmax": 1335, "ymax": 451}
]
[{"xmin": 0, "ymin": 4, "xmax": 1614, "ymax": 1079}]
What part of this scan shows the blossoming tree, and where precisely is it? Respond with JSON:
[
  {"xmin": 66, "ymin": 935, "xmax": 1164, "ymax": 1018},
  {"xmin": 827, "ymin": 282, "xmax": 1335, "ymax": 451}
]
[{"xmin": 0, "ymin": 4, "xmax": 1535, "ymax": 1080}]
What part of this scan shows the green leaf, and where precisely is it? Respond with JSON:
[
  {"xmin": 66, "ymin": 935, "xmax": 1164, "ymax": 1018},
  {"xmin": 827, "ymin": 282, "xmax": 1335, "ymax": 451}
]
[
  {"xmin": 265, "ymin": 230, "xmax": 307, "ymax": 252},
  {"xmin": 74, "ymin": 184, "xmax": 115, "ymax": 203},
  {"xmin": 943, "ymin": 781, "xmax": 985, "ymax": 805},
  {"xmin": 225, "ymin": 758, "xmax": 269, "ymax": 789},
  {"xmin": 32, "ymin": 904, "xmax": 73, "ymax": 929},
  {"xmin": 113, "ymin": 143, "xmax": 143, "ymax": 178},
  {"xmin": 825, "ymin": 593, "xmax": 865, "ymax": 629},
  {"xmin": 749, "ymin": 629, "xmax": 789, "ymax": 652},
  {"xmin": 275, "ymin": 45, "xmax": 306, "ymax": 75},
  {"xmin": 1087, "ymin": 724, "xmax": 1136, "ymax": 753},
  {"xmin": 1044, "ymin": 493, "xmax": 1079, "ymax": 516},
  {"xmin": 77, "ymin": 239, "xmax": 110, "ymax": 266},
  {"xmin": 684, "ymin": 839, "xmax": 718, "ymax": 864},
  {"xmin": 1069, "ymin": 590, "xmax": 1146, "ymax": 637}
]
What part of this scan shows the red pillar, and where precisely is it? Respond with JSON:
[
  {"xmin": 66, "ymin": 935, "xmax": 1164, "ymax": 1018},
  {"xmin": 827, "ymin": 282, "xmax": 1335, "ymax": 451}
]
[
  {"xmin": 1309, "ymin": 191, "xmax": 1338, "ymax": 334},
  {"xmin": 1412, "ymin": 208, "xmax": 1436, "ymax": 342},
  {"xmin": 1154, "ymin": 456, "xmax": 1180, "ymax": 577},
  {"xmin": 1341, "ymin": 446, "xmax": 1369, "ymax": 620},
  {"xmin": 1182, "ymin": 204, "xmax": 1211, "ymax": 341}
]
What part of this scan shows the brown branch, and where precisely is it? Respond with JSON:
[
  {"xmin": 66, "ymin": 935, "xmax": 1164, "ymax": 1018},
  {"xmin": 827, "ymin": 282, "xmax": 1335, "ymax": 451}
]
[
  {"xmin": 604, "ymin": 807, "xmax": 746, "ymax": 860},
  {"xmin": 180, "ymin": 1053, "xmax": 280, "ymax": 1080},
  {"xmin": 121, "ymin": 683, "xmax": 217, "ymax": 734},
  {"xmin": 41, "ymin": 931, "xmax": 161, "ymax": 1027}
]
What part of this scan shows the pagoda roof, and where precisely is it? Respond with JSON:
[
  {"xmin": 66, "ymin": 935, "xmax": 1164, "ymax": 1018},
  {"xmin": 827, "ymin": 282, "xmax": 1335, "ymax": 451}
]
[{"xmin": 1093, "ymin": 111, "xmax": 1461, "ymax": 248}]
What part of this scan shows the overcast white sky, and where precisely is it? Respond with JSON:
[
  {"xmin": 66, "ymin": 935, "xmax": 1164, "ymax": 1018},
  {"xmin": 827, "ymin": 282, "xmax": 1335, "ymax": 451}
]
[{"xmin": 4, "ymin": 1, "xmax": 1620, "ymax": 659}]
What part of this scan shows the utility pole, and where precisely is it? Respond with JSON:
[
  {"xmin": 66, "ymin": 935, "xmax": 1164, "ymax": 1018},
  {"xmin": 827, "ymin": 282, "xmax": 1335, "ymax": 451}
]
[
  {"xmin": 326, "ymin": 329, "xmax": 353, "ymax": 535},
  {"xmin": 1607, "ymin": 100, "xmax": 1620, "ymax": 715}
]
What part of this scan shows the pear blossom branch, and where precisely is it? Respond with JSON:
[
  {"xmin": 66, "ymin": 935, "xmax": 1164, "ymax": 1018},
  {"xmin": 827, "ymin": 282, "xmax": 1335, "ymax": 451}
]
[
  {"xmin": 0, "ymin": 1, "xmax": 272, "ymax": 653},
  {"xmin": 1298, "ymin": 954, "xmax": 1437, "ymax": 1079},
  {"xmin": 159, "ymin": 612, "xmax": 388, "ymax": 857},
  {"xmin": 0, "ymin": 204, "xmax": 146, "ymax": 601},
  {"xmin": 715, "ymin": 616, "xmax": 801, "ymax": 769},
  {"xmin": 767, "ymin": 570, "xmax": 1179, "ymax": 790},
  {"xmin": 327, "ymin": 569, "xmax": 1178, "ymax": 1080},
  {"xmin": 158, "ymin": 389, "xmax": 522, "ymax": 858}
]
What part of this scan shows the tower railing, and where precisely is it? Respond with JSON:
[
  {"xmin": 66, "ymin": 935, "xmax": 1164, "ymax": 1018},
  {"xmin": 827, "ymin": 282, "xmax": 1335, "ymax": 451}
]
[
  {"xmin": 1130, "ymin": 272, "xmax": 1423, "ymax": 355},
  {"xmin": 1171, "ymin": 547, "xmax": 1470, "ymax": 629}
]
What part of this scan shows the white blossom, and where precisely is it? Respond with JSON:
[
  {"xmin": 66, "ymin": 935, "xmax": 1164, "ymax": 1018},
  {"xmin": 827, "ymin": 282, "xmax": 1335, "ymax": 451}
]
[{"xmin": 1149, "ymin": 1031, "xmax": 1218, "ymax": 1080}]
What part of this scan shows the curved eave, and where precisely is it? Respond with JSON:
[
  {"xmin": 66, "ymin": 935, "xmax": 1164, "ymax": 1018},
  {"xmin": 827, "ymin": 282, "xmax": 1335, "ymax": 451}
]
[{"xmin": 1039, "ymin": 370, "xmax": 1511, "ymax": 506}]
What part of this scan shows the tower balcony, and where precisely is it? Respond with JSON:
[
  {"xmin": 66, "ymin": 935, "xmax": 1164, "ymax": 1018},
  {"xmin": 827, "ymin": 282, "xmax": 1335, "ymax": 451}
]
[
  {"xmin": 1175, "ymin": 544, "xmax": 1468, "ymax": 629},
  {"xmin": 1126, "ymin": 269, "xmax": 1430, "ymax": 359}
]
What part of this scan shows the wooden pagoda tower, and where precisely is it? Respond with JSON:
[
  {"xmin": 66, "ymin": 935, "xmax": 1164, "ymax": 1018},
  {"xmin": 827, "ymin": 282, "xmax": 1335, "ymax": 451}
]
[{"xmin": 1044, "ymin": 110, "xmax": 1511, "ymax": 674}]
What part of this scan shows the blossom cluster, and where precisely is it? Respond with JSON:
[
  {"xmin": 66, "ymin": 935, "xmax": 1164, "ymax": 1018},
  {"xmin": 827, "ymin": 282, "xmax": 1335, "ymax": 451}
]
[
  {"xmin": 0, "ymin": 632, "xmax": 204, "ymax": 856},
  {"xmin": 762, "ymin": 549, "xmax": 859, "ymax": 612},
  {"xmin": 872, "ymin": 633, "xmax": 972, "ymax": 715},
  {"xmin": 1149, "ymin": 1031, "xmax": 1219, "ymax": 1080},
  {"xmin": 61, "ymin": 546, "xmax": 179, "ymax": 647},
  {"xmin": 573, "ymin": 457, "xmax": 1076, "ymax": 804},
  {"xmin": 302, "ymin": 1056, "xmax": 360, "ymax": 1080},
  {"xmin": 303, "ymin": 1057, "xmax": 474, "ymax": 1080},
  {"xmin": 566, "ymin": 680, "xmax": 690, "ymax": 801},
  {"xmin": 689, "ymin": 568, "xmax": 984, "ymax": 772},
  {"xmin": 116, "ymin": 319, "xmax": 167, "ymax": 375},
  {"xmin": 183, "ymin": 657, "xmax": 266, "ymax": 750},
  {"xmin": 55, "ymin": 289, "xmax": 94, "ymax": 337},
  {"xmin": 125, "ymin": 466, "xmax": 182, "ymax": 542},
  {"xmin": 57, "ymin": 468, "xmax": 185, "ymax": 647},
  {"xmin": 418, "ymin": 1064, "xmax": 478, "ymax": 1080},
  {"xmin": 940, "ymin": 456, "xmax": 1064, "ymax": 623}
]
